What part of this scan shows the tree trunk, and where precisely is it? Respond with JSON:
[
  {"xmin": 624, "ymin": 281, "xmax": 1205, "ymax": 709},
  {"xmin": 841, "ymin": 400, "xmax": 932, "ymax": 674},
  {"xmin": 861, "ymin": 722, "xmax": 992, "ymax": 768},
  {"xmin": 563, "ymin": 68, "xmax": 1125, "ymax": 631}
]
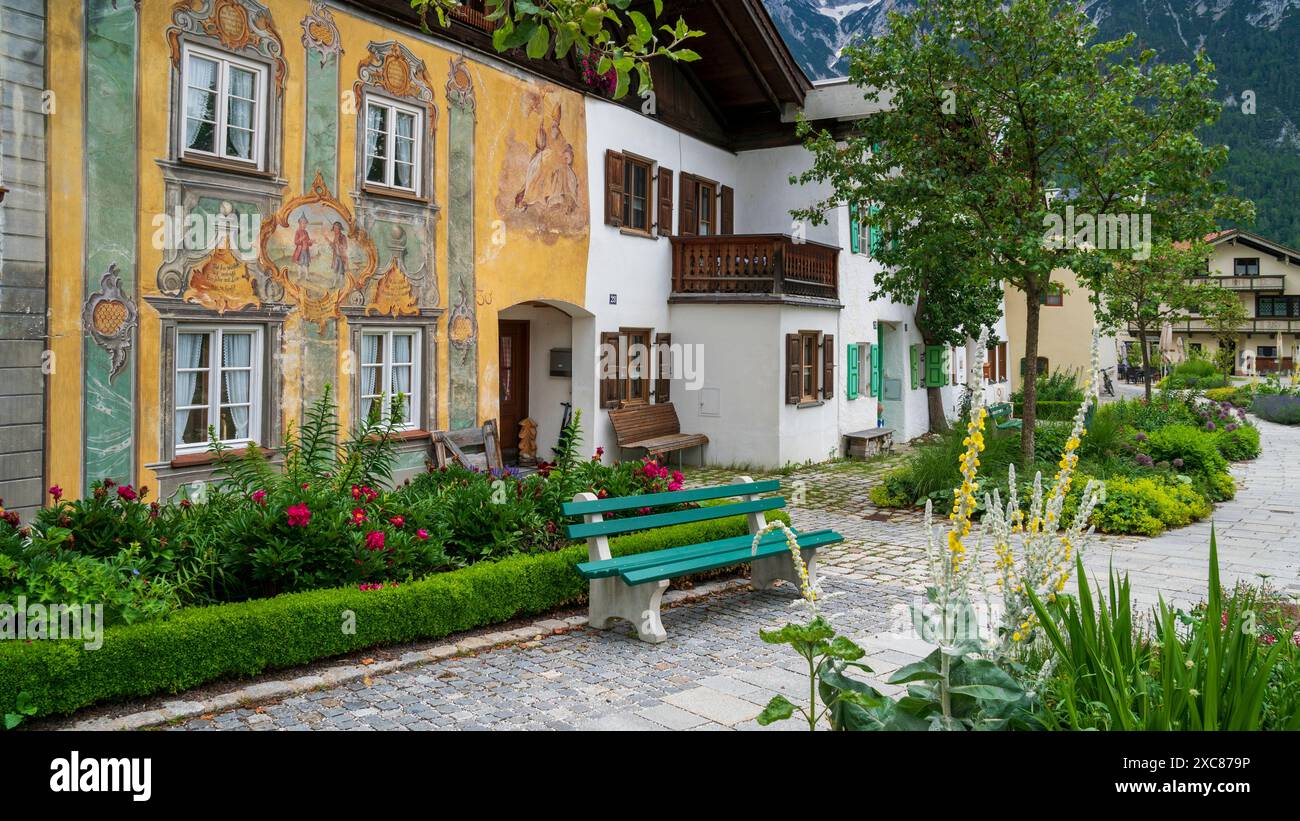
[
  {"xmin": 1020, "ymin": 289, "xmax": 1041, "ymax": 466},
  {"xmin": 926, "ymin": 385, "xmax": 949, "ymax": 434},
  {"xmin": 1137, "ymin": 327, "xmax": 1152, "ymax": 401}
]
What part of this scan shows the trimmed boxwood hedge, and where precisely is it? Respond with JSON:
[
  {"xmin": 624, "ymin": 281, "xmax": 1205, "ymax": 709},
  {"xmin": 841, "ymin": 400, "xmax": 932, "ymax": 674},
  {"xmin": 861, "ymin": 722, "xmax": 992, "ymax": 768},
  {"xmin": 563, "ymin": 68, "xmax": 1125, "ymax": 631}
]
[{"xmin": 1, "ymin": 511, "xmax": 789, "ymax": 721}]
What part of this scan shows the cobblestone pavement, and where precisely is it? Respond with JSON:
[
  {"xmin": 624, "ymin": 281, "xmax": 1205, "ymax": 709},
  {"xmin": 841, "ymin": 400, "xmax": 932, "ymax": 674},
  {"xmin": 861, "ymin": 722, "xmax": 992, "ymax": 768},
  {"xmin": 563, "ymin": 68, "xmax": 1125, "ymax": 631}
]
[{"xmin": 172, "ymin": 425, "xmax": 1299, "ymax": 731}]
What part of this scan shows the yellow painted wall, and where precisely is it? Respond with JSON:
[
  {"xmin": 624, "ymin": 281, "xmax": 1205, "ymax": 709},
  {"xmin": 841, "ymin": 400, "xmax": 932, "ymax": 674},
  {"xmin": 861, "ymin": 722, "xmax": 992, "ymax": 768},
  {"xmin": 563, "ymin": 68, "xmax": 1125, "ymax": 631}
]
[
  {"xmin": 1005, "ymin": 268, "xmax": 1101, "ymax": 391},
  {"xmin": 48, "ymin": 0, "xmax": 590, "ymax": 495}
]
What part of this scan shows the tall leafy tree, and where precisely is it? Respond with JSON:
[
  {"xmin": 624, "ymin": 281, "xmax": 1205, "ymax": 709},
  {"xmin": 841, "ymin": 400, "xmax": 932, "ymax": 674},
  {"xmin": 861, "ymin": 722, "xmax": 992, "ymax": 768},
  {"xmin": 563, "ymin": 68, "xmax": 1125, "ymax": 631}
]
[
  {"xmin": 412, "ymin": 0, "xmax": 703, "ymax": 98},
  {"xmin": 792, "ymin": 0, "xmax": 1248, "ymax": 462}
]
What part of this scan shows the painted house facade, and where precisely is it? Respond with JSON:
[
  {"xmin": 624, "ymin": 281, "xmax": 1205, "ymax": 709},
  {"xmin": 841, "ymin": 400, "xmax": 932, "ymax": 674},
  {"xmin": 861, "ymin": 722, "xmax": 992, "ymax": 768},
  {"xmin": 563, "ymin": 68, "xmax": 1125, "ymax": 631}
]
[{"xmin": 6, "ymin": 0, "xmax": 998, "ymax": 517}]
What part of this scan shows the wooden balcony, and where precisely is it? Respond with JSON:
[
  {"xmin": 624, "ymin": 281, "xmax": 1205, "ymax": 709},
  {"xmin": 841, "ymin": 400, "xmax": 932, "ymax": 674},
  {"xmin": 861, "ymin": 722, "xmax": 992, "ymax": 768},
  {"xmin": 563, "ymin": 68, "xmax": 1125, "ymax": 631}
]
[
  {"xmin": 669, "ymin": 234, "xmax": 840, "ymax": 303},
  {"xmin": 1188, "ymin": 274, "xmax": 1287, "ymax": 292},
  {"xmin": 1129, "ymin": 316, "xmax": 1299, "ymax": 335}
]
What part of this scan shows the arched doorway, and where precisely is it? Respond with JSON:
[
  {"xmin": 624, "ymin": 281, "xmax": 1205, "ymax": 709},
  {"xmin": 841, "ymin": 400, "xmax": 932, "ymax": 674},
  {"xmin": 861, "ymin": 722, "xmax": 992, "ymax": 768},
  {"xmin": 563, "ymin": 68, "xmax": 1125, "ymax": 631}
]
[{"xmin": 496, "ymin": 299, "xmax": 593, "ymax": 464}]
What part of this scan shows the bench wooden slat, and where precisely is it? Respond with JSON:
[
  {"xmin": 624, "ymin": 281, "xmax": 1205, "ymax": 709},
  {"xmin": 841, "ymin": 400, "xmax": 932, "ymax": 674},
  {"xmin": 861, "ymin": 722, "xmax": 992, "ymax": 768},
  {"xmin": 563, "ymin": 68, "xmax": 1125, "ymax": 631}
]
[
  {"xmin": 566, "ymin": 497, "xmax": 784, "ymax": 540},
  {"xmin": 624, "ymin": 434, "xmax": 709, "ymax": 453},
  {"xmin": 575, "ymin": 527, "xmax": 826, "ymax": 579},
  {"xmin": 620, "ymin": 530, "xmax": 844, "ymax": 585},
  {"xmin": 562, "ymin": 479, "xmax": 780, "ymax": 517}
]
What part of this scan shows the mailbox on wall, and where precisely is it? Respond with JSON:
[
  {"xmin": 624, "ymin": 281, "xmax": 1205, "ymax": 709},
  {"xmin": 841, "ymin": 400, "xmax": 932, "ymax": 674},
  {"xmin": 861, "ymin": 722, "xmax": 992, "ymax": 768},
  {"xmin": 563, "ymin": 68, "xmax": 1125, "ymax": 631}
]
[{"xmin": 549, "ymin": 348, "xmax": 572, "ymax": 378}]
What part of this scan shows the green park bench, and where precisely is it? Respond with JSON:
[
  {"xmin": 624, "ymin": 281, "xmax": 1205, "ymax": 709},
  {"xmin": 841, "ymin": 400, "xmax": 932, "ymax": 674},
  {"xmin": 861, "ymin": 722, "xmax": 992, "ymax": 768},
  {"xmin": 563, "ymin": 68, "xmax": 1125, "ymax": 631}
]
[
  {"xmin": 988, "ymin": 402, "xmax": 1023, "ymax": 431},
  {"xmin": 563, "ymin": 477, "xmax": 844, "ymax": 644}
]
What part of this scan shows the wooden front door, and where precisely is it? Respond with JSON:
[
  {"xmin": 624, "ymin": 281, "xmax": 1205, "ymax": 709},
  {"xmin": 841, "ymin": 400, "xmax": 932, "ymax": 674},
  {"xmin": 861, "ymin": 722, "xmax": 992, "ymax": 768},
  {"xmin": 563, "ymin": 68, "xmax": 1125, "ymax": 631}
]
[{"xmin": 498, "ymin": 320, "xmax": 530, "ymax": 455}]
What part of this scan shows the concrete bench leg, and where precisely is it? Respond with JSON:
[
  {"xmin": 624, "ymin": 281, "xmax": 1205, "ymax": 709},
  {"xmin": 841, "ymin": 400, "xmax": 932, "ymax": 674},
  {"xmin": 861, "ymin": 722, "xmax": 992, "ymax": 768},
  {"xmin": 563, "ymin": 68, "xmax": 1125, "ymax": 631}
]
[
  {"xmin": 588, "ymin": 577, "xmax": 670, "ymax": 644},
  {"xmin": 750, "ymin": 547, "xmax": 818, "ymax": 593}
]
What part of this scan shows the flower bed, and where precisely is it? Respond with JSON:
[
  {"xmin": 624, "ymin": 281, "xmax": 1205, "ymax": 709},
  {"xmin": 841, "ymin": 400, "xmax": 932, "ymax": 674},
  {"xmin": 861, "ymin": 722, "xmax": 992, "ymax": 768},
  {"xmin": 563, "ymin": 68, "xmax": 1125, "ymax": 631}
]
[
  {"xmin": 0, "ymin": 508, "xmax": 789, "ymax": 722},
  {"xmin": 872, "ymin": 392, "xmax": 1258, "ymax": 536}
]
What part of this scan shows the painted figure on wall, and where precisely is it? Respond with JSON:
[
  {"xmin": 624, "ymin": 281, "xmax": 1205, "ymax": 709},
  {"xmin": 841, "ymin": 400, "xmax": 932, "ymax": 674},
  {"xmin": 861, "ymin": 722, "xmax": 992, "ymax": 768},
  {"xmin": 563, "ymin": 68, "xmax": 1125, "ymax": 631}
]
[
  {"xmin": 258, "ymin": 173, "xmax": 379, "ymax": 330},
  {"xmin": 293, "ymin": 215, "xmax": 313, "ymax": 267},
  {"xmin": 495, "ymin": 87, "xmax": 588, "ymax": 242}
]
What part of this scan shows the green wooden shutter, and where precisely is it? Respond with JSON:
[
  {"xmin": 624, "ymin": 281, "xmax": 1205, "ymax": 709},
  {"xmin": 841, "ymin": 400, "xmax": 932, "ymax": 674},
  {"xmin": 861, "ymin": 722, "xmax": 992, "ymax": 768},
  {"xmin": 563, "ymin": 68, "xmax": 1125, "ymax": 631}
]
[
  {"xmin": 846, "ymin": 343, "xmax": 859, "ymax": 399},
  {"xmin": 868, "ymin": 204, "xmax": 882, "ymax": 256},
  {"xmin": 924, "ymin": 345, "xmax": 946, "ymax": 388},
  {"xmin": 849, "ymin": 203, "xmax": 860, "ymax": 253},
  {"xmin": 909, "ymin": 344, "xmax": 920, "ymax": 390},
  {"xmin": 869, "ymin": 341, "xmax": 881, "ymax": 397}
]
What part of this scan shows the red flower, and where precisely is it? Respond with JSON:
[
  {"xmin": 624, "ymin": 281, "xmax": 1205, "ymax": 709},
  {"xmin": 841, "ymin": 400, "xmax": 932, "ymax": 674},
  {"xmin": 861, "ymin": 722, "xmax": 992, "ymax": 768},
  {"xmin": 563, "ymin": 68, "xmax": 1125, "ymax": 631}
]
[
  {"xmin": 48, "ymin": 485, "xmax": 63, "ymax": 503},
  {"xmin": 350, "ymin": 507, "xmax": 368, "ymax": 526},
  {"xmin": 668, "ymin": 481, "xmax": 683, "ymax": 492},
  {"xmin": 116, "ymin": 485, "xmax": 138, "ymax": 502},
  {"xmin": 286, "ymin": 503, "xmax": 312, "ymax": 527},
  {"xmin": 351, "ymin": 485, "xmax": 362, "ymax": 500},
  {"xmin": 301, "ymin": 483, "xmax": 310, "ymax": 490},
  {"xmin": 671, "ymin": 470, "xmax": 684, "ymax": 483},
  {"xmin": 365, "ymin": 530, "xmax": 385, "ymax": 551},
  {"xmin": 597, "ymin": 489, "xmax": 609, "ymax": 499},
  {"xmin": 416, "ymin": 528, "xmax": 429, "ymax": 541},
  {"xmin": 251, "ymin": 489, "xmax": 267, "ymax": 506},
  {"xmin": 389, "ymin": 515, "xmax": 405, "ymax": 528}
]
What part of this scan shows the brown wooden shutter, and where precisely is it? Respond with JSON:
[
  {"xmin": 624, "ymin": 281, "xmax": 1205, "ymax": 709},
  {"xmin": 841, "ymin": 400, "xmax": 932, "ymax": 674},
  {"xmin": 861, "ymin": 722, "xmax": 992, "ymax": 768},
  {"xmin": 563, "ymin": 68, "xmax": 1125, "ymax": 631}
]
[
  {"xmin": 654, "ymin": 332, "xmax": 671, "ymax": 403},
  {"xmin": 604, "ymin": 150, "xmax": 624, "ymax": 227},
  {"xmin": 786, "ymin": 333, "xmax": 801, "ymax": 405},
  {"xmin": 821, "ymin": 334, "xmax": 835, "ymax": 399},
  {"xmin": 657, "ymin": 167, "xmax": 673, "ymax": 237},
  {"xmin": 720, "ymin": 184, "xmax": 734, "ymax": 235},
  {"xmin": 600, "ymin": 331, "xmax": 621, "ymax": 408},
  {"xmin": 678, "ymin": 172, "xmax": 697, "ymax": 236}
]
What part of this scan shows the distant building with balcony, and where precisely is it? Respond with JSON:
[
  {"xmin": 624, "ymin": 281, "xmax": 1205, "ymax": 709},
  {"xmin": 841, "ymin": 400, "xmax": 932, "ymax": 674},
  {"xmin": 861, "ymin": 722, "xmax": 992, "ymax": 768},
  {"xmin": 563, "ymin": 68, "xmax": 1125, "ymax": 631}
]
[{"xmin": 1134, "ymin": 229, "xmax": 1300, "ymax": 374}]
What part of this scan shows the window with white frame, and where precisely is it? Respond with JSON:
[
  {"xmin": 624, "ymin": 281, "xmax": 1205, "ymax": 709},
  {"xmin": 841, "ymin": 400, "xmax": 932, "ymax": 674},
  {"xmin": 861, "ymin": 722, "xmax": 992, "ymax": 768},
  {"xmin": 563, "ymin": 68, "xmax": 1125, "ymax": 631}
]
[
  {"xmin": 181, "ymin": 43, "xmax": 268, "ymax": 168},
  {"xmin": 360, "ymin": 329, "xmax": 421, "ymax": 428},
  {"xmin": 364, "ymin": 98, "xmax": 422, "ymax": 194},
  {"xmin": 174, "ymin": 327, "xmax": 262, "ymax": 452}
]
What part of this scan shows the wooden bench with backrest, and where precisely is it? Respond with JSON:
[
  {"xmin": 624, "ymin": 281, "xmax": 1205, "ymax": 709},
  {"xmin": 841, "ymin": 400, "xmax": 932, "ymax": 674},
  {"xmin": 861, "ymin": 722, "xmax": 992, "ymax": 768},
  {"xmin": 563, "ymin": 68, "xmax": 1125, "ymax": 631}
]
[
  {"xmin": 562, "ymin": 477, "xmax": 844, "ymax": 643},
  {"xmin": 431, "ymin": 420, "xmax": 504, "ymax": 473},
  {"xmin": 607, "ymin": 402, "xmax": 707, "ymax": 463},
  {"xmin": 987, "ymin": 402, "xmax": 1022, "ymax": 431}
]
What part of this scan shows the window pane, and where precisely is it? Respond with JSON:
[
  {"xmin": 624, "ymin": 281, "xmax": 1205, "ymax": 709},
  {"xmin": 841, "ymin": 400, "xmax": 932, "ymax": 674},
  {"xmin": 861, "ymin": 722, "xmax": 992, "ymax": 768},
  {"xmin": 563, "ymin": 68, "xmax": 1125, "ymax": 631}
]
[
  {"xmin": 186, "ymin": 86, "xmax": 217, "ymax": 123},
  {"xmin": 187, "ymin": 55, "xmax": 219, "ymax": 91},
  {"xmin": 228, "ymin": 66, "xmax": 256, "ymax": 100},
  {"xmin": 361, "ymin": 365, "xmax": 382, "ymax": 398},
  {"xmin": 367, "ymin": 103, "xmax": 387, "ymax": 133},
  {"xmin": 393, "ymin": 333, "xmax": 413, "ymax": 363},
  {"xmin": 362, "ymin": 334, "xmax": 384, "ymax": 365},
  {"xmin": 221, "ymin": 332, "xmax": 252, "ymax": 368},
  {"xmin": 393, "ymin": 161, "xmax": 413, "ymax": 190},
  {"xmin": 392, "ymin": 365, "xmax": 412, "ymax": 396},
  {"xmin": 219, "ymin": 405, "xmax": 250, "ymax": 441},
  {"xmin": 177, "ymin": 408, "xmax": 209, "ymax": 446},
  {"xmin": 366, "ymin": 153, "xmax": 387, "ymax": 185},
  {"xmin": 220, "ymin": 369, "xmax": 250, "ymax": 404},
  {"xmin": 396, "ymin": 110, "xmax": 415, "ymax": 139}
]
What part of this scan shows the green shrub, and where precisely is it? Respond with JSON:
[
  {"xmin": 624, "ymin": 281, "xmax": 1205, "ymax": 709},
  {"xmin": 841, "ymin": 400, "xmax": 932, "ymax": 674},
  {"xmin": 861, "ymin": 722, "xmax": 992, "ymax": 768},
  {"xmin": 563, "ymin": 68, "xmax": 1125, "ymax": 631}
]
[
  {"xmin": 1173, "ymin": 358, "xmax": 1218, "ymax": 379},
  {"xmin": 1012, "ymin": 367, "xmax": 1084, "ymax": 404},
  {"xmin": 1079, "ymin": 405, "xmax": 1126, "ymax": 460},
  {"xmin": 1012, "ymin": 400, "xmax": 1083, "ymax": 421},
  {"xmin": 1141, "ymin": 424, "xmax": 1229, "ymax": 479},
  {"xmin": 1031, "ymin": 421, "xmax": 1072, "ymax": 462},
  {"xmin": 1252, "ymin": 394, "xmax": 1300, "ymax": 425},
  {"xmin": 1214, "ymin": 425, "xmax": 1261, "ymax": 461},
  {"xmin": 1110, "ymin": 396, "xmax": 1197, "ymax": 431},
  {"xmin": 0, "ymin": 510, "xmax": 789, "ymax": 721},
  {"xmin": 1087, "ymin": 475, "xmax": 1210, "ymax": 537},
  {"xmin": 1204, "ymin": 386, "xmax": 1252, "ymax": 407}
]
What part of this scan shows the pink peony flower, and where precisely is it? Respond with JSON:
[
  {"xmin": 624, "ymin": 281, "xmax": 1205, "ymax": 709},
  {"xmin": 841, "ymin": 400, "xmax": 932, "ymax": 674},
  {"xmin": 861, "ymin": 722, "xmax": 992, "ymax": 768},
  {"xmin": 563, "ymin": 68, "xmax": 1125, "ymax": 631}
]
[
  {"xmin": 668, "ymin": 481, "xmax": 683, "ymax": 492},
  {"xmin": 116, "ymin": 484, "xmax": 138, "ymax": 502},
  {"xmin": 416, "ymin": 528, "xmax": 429, "ymax": 541},
  {"xmin": 365, "ymin": 530, "xmax": 385, "ymax": 551},
  {"xmin": 48, "ymin": 485, "xmax": 63, "ymax": 502},
  {"xmin": 389, "ymin": 515, "xmax": 405, "ymax": 528},
  {"xmin": 286, "ymin": 503, "xmax": 311, "ymax": 527},
  {"xmin": 671, "ymin": 470, "xmax": 684, "ymax": 483},
  {"xmin": 642, "ymin": 463, "xmax": 658, "ymax": 478},
  {"xmin": 251, "ymin": 489, "xmax": 267, "ymax": 506}
]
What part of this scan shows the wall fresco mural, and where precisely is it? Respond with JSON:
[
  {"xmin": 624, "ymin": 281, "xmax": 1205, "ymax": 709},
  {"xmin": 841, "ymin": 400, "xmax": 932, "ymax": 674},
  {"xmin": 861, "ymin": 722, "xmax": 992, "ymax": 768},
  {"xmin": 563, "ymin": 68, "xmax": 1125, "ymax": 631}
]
[
  {"xmin": 258, "ymin": 172, "xmax": 379, "ymax": 332},
  {"xmin": 494, "ymin": 88, "xmax": 588, "ymax": 241}
]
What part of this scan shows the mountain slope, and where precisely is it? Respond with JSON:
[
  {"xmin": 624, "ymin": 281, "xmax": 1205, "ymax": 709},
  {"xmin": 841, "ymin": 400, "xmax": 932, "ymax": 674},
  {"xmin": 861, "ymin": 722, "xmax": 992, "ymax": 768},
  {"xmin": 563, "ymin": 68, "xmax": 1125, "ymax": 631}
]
[{"xmin": 764, "ymin": 0, "xmax": 1300, "ymax": 248}]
